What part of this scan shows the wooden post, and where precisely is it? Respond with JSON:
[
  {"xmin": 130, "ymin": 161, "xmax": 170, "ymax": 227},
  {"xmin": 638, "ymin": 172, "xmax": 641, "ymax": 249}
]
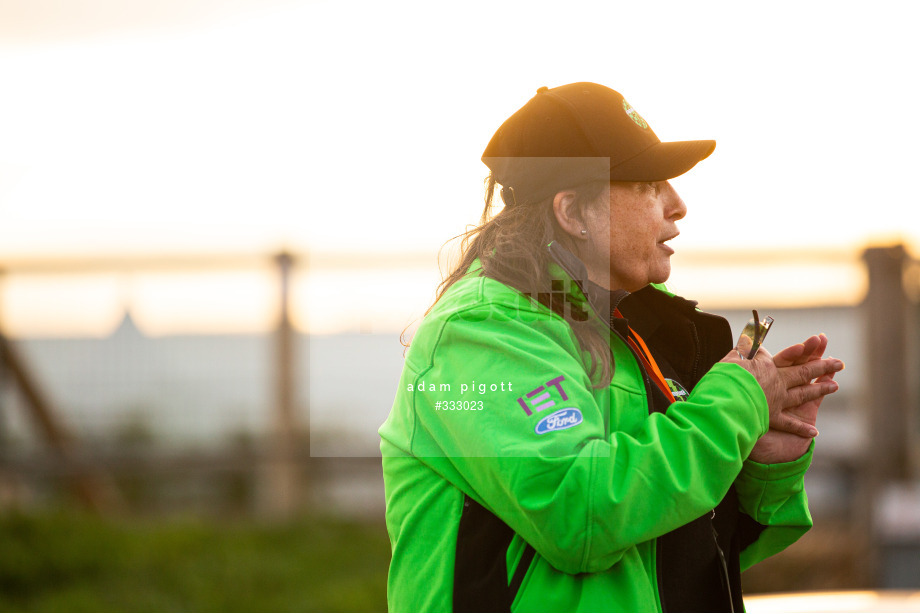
[
  {"xmin": 864, "ymin": 245, "xmax": 912, "ymax": 481},
  {"xmin": 301, "ymin": 251, "xmax": 310, "ymax": 459},
  {"xmin": 0, "ymin": 268, "xmax": 6, "ymax": 444},
  {"xmin": 0, "ymin": 333, "xmax": 121, "ymax": 512},
  {"xmin": 0, "ymin": 266, "xmax": 122, "ymax": 512},
  {"xmin": 861, "ymin": 244, "xmax": 914, "ymax": 585},
  {"xmin": 263, "ymin": 251, "xmax": 300, "ymax": 517},
  {"xmin": 0, "ymin": 268, "xmax": 8, "ymax": 477}
]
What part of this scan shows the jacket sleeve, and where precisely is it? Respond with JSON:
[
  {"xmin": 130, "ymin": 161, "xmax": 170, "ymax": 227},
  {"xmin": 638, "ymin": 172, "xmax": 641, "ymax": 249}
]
[
  {"xmin": 407, "ymin": 300, "xmax": 770, "ymax": 575},
  {"xmin": 734, "ymin": 442, "xmax": 815, "ymax": 571}
]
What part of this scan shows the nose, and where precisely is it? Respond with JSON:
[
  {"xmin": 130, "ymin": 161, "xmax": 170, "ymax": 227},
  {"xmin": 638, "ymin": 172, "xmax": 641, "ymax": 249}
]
[{"xmin": 662, "ymin": 181, "xmax": 687, "ymax": 221}]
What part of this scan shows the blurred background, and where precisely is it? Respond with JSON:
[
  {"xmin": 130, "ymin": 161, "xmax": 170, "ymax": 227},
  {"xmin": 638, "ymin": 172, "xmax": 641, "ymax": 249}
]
[{"xmin": 1, "ymin": 0, "xmax": 919, "ymax": 611}]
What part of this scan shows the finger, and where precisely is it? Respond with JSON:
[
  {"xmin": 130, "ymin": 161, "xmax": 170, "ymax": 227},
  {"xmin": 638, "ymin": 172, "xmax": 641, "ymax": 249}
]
[
  {"xmin": 807, "ymin": 334, "xmax": 828, "ymax": 361},
  {"xmin": 771, "ymin": 411, "xmax": 819, "ymax": 438},
  {"xmin": 721, "ymin": 347, "xmax": 745, "ymax": 364},
  {"xmin": 782, "ymin": 357, "xmax": 845, "ymax": 387},
  {"xmin": 783, "ymin": 401, "xmax": 820, "ymax": 425},
  {"xmin": 800, "ymin": 335, "xmax": 824, "ymax": 360},
  {"xmin": 736, "ymin": 333, "xmax": 753, "ymax": 359},
  {"xmin": 809, "ymin": 356, "xmax": 839, "ymax": 385},
  {"xmin": 774, "ymin": 335, "xmax": 825, "ymax": 368},
  {"xmin": 785, "ymin": 373, "xmax": 837, "ymax": 417},
  {"xmin": 785, "ymin": 378, "xmax": 840, "ymax": 409},
  {"xmin": 773, "ymin": 342, "xmax": 806, "ymax": 368}
]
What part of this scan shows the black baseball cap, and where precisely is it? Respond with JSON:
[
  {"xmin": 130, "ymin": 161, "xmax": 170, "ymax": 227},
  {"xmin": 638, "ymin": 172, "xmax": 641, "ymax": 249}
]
[{"xmin": 482, "ymin": 82, "xmax": 716, "ymax": 204}]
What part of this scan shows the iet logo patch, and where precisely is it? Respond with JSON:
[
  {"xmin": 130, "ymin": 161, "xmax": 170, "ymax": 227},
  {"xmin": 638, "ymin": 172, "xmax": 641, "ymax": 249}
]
[{"xmin": 517, "ymin": 375, "xmax": 568, "ymax": 416}]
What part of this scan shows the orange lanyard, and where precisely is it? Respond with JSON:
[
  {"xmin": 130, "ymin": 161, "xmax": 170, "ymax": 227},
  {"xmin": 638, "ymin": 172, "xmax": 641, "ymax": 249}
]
[{"xmin": 613, "ymin": 308, "xmax": 676, "ymax": 404}]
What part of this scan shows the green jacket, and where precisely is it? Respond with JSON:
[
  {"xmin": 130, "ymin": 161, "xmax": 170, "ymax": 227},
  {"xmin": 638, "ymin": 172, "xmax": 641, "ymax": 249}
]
[{"xmin": 379, "ymin": 250, "xmax": 813, "ymax": 612}]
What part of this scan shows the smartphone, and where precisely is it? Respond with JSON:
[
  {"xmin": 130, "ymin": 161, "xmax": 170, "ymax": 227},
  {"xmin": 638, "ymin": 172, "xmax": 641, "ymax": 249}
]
[{"xmin": 739, "ymin": 310, "xmax": 774, "ymax": 359}]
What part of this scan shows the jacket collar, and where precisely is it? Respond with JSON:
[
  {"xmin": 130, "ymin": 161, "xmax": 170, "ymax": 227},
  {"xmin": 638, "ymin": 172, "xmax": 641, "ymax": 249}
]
[{"xmin": 546, "ymin": 240, "xmax": 630, "ymax": 325}]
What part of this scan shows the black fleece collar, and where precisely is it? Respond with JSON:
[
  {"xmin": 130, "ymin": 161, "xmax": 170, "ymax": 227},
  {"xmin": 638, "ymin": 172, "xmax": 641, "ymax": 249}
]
[{"xmin": 545, "ymin": 240, "xmax": 629, "ymax": 323}]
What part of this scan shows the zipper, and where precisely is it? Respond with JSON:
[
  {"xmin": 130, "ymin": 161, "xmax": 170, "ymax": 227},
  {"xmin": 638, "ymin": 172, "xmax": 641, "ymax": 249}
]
[
  {"xmin": 710, "ymin": 509, "xmax": 735, "ymax": 613},
  {"xmin": 689, "ymin": 321, "xmax": 703, "ymax": 385}
]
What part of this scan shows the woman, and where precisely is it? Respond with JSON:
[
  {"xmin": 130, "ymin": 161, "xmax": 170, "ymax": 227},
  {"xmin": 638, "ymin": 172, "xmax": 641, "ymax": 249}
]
[{"xmin": 379, "ymin": 82, "xmax": 843, "ymax": 612}]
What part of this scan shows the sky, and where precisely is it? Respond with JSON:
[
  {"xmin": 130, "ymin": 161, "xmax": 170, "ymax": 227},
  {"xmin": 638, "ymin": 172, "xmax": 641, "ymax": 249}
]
[{"xmin": 0, "ymin": 0, "xmax": 918, "ymax": 335}]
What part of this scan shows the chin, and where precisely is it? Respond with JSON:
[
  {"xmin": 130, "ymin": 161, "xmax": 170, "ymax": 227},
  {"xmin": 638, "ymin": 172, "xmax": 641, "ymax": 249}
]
[
  {"xmin": 649, "ymin": 260, "xmax": 671, "ymax": 284},
  {"xmin": 649, "ymin": 267, "xmax": 671, "ymax": 286}
]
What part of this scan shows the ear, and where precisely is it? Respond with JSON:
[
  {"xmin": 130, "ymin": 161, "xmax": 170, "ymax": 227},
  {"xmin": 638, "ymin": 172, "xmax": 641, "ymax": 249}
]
[{"xmin": 552, "ymin": 190, "xmax": 588, "ymax": 241}]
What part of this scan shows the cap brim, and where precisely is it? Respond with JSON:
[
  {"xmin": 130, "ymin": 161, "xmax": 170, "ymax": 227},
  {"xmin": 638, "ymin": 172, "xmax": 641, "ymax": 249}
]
[{"xmin": 609, "ymin": 139, "xmax": 716, "ymax": 182}]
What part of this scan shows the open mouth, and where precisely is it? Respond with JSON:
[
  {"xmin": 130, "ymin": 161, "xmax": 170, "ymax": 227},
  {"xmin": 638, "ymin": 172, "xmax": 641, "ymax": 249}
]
[{"xmin": 658, "ymin": 234, "xmax": 678, "ymax": 254}]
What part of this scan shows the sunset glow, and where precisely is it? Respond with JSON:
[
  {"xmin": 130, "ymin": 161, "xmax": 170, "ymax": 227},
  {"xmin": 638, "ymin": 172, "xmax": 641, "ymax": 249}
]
[{"xmin": 1, "ymin": 0, "xmax": 918, "ymax": 335}]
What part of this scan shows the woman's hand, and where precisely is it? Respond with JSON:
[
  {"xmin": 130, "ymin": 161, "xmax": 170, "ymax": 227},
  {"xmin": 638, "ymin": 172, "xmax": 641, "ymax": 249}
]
[
  {"xmin": 721, "ymin": 333, "xmax": 843, "ymax": 442},
  {"xmin": 748, "ymin": 334, "xmax": 841, "ymax": 463}
]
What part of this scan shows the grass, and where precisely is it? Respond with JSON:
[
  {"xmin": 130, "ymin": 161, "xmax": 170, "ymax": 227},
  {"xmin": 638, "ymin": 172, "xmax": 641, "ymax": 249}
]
[{"xmin": 0, "ymin": 510, "xmax": 390, "ymax": 612}]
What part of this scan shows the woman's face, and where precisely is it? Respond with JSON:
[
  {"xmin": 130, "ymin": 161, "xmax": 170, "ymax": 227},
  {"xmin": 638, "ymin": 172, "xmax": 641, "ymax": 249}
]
[{"xmin": 584, "ymin": 181, "xmax": 687, "ymax": 291}]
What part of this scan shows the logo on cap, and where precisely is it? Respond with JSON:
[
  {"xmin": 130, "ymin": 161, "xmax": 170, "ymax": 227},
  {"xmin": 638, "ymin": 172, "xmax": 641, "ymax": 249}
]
[{"xmin": 622, "ymin": 100, "xmax": 649, "ymax": 130}]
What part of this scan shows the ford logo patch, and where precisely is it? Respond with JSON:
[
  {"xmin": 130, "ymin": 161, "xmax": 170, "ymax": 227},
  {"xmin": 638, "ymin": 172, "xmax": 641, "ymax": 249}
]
[{"xmin": 535, "ymin": 408, "xmax": 583, "ymax": 435}]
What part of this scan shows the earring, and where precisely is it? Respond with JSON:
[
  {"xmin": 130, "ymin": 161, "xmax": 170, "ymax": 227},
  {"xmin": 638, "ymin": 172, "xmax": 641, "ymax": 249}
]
[{"xmin": 580, "ymin": 230, "xmax": 588, "ymax": 235}]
